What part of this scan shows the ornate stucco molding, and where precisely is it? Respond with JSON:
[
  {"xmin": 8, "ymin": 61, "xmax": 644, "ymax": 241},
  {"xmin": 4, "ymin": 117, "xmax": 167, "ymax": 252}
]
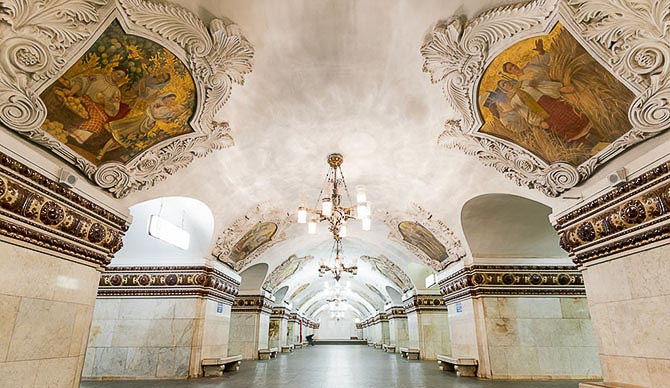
[
  {"xmin": 262, "ymin": 254, "xmax": 313, "ymax": 292},
  {"xmin": 402, "ymin": 294, "xmax": 447, "ymax": 314},
  {"xmin": 98, "ymin": 265, "xmax": 240, "ymax": 304},
  {"xmin": 270, "ymin": 306, "xmax": 290, "ymax": 320},
  {"xmin": 553, "ymin": 161, "xmax": 670, "ymax": 266},
  {"xmin": 0, "ymin": 0, "xmax": 253, "ymax": 197},
  {"xmin": 421, "ymin": 0, "xmax": 670, "ymax": 196},
  {"xmin": 383, "ymin": 203, "xmax": 466, "ymax": 271},
  {"xmin": 211, "ymin": 203, "xmax": 293, "ymax": 271},
  {"xmin": 0, "ymin": 151, "xmax": 128, "ymax": 268},
  {"xmin": 231, "ymin": 294, "xmax": 273, "ymax": 314},
  {"xmin": 361, "ymin": 255, "xmax": 414, "ymax": 293},
  {"xmin": 438, "ymin": 265, "xmax": 584, "ymax": 304}
]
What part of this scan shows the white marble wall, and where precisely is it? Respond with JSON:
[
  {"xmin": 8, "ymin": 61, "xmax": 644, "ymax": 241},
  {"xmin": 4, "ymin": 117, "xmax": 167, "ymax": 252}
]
[
  {"xmin": 407, "ymin": 312, "xmax": 420, "ymax": 349},
  {"xmin": 480, "ymin": 297, "xmax": 600, "ymax": 379},
  {"xmin": 0, "ymin": 241, "xmax": 101, "ymax": 388},
  {"xmin": 369, "ymin": 322, "xmax": 383, "ymax": 343},
  {"xmin": 83, "ymin": 298, "xmax": 200, "ymax": 379},
  {"xmin": 416, "ymin": 311, "xmax": 451, "ymax": 360},
  {"xmin": 381, "ymin": 320, "xmax": 390, "ymax": 345},
  {"xmin": 582, "ymin": 244, "xmax": 670, "ymax": 387},
  {"xmin": 388, "ymin": 317, "xmax": 409, "ymax": 350},
  {"xmin": 447, "ymin": 299, "xmax": 480, "ymax": 359},
  {"xmin": 228, "ymin": 311, "xmax": 270, "ymax": 359}
]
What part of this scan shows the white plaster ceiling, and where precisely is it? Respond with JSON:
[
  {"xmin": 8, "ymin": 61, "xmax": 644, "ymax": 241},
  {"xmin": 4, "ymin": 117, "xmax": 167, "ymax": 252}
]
[{"xmin": 114, "ymin": 0, "xmax": 575, "ymax": 318}]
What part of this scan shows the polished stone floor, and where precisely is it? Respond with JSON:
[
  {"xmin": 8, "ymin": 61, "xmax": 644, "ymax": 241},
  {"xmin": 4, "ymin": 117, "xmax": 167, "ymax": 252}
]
[{"xmin": 81, "ymin": 345, "xmax": 586, "ymax": 388}]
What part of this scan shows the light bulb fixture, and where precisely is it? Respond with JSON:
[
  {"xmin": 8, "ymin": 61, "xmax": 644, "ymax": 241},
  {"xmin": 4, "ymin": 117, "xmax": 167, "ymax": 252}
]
[
  {"xmin": 318, "ymin": 239, "xmax": 357, "ymax": 282},
  {"xmin": 362, "ymin": 217, "xmax": 371, "ymax": 231},
  {"xmin": 297, "ymin": 153, "xmax": 371, "ymax": 241}
]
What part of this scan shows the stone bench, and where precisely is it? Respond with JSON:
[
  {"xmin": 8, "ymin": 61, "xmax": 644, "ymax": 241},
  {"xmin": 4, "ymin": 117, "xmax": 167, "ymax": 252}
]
[
  {"xmin": 295, "ymin": 343, "xmax": 303, "ymax": 349},
  {"xmin": 201, "ymin": 355, "xmax": 242, "ymax": 377},
  {"xmin": 437, "ymin": 354, "xmax": 478, "ymax": 377},
  {"xmin": 258, "ymin": 347, "xmax": 279, "ymax": 360},
  {"xmin": 399, "ymin": 347, "xmax": 420, "ymax": 360},
  {"xmin": 367, "ymin": 341, "xmax": 374, "ymax": 347},
  {"xmin": 382, "ymin": 344, "xmax": 396, "ymax": 353},
  {"xmin": 374, "ymin": 342, "xmax": 382, "ymax": 349},
  {"xmin": 281, "ymin": 344, "xmax": 294, "ymax": 353}
]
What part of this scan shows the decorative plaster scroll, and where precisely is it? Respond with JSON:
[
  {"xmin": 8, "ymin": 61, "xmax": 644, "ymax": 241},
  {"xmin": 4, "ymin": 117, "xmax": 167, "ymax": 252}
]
[
  {"xmin": 0, "ymin": 151, "xmax": 128, "ymax": 268},
  {"xmin": 98, "ymin": 265, "xmax": 240, "ymax": 304},
  {"xmin": 421, "ymin": 0, "xmax": 670, "ymax": 196},
  {"xmin": 0, "ymin": 0, "xmax": 254, "ymax": 197},
  {"xmin": 262, "ymin": 254, "xmax": 313, "ymax": 292},
  {"xmin": 361, "ymin": 255, "xmax": 414, "ymax": 292},
  {"xmin": 211, "ymin": 203, "xmax": 293, "ymax": 271},
  {"xmin": 383, "ymin": 203, "xmax": 466, "ymax": 271},
  {"xmin": 553, "ymin": 161, "xmax": 670, "ymax": 266},
  {"xmin": 438, "ymin": 265, "xmax": 584, "ymax": 304}
]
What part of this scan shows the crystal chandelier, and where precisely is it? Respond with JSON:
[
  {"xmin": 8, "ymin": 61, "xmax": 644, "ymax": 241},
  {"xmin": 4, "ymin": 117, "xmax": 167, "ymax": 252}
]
[
  {"xmin": 297, "ymin": 153, "xmax": 371, "ymax": 238},
  {"xmin": 319, "ymin": 239, "xmax": 357, "ymax": 281}
]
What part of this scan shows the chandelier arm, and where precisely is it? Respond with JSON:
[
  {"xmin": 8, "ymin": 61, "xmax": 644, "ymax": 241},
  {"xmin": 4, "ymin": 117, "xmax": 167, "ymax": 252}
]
[{"xmin": 337, "ymin": 166, "xmax": 355, "ymax": 207}]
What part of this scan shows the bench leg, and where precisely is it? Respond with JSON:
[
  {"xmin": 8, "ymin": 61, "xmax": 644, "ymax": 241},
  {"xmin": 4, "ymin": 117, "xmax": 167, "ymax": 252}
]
[
  {"xmin": 259, "ymin": 353, "xmax": 270, "ymax": 360},
  {"xmin": 437, "ymin": 361, "xmax": 455, "ymax": 372},
  {"xmin": 455, "ymin": 365, "xmax": 477, "ymax": 377},
  {"xmin": 202, "ymin": 365, "xmax": 224, "ymax": 377},
  {"xmin": 224, "ymin": 361, "xmax": 241, "ymax": 372},
  {"xmin": 407, "ymin": 352, "xmax": 419, "ymax": 360}
]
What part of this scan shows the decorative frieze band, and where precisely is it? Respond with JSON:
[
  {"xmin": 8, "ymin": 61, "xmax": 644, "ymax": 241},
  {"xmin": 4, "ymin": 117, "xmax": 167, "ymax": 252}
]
[
  {"xmin": 271, "ymin": 306, "xmax": 290, "ymax": 320},
  {"xmin": 553, "ymin": 161, "xmax": 670, "ymax": 265},
  {"xmin": 385, "ymin": 307, "xmax": 407, "ymax": 319},
  {"xmin": 402, "ymin": 294, "xmax": 447, "ymax": 314},
  {"xmin": 438, "ymin": 265, "xmax": 585, "ymax": 304},
  {"xmin": 232, "ymin": 294, "xmax": 273, "ymax": 314},
  {"xmin": 98, "ymin": 266, "xmax": 240, "ymax": 305},
  {"xmin": 0, "ymin": 151, "xmax": 128, "ymax": 268}
]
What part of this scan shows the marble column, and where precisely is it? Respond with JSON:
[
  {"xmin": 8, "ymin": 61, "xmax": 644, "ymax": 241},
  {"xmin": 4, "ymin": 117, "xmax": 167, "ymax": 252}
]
[
  {"xmin": 269, "ymin": 306, "xmax": 290, "ymax": 350},
  {"xmin": 228, "ymin": 293, "xmax": 273, "ymax": 359},
  {"xmin": 380, "ymin": 313, "xmax": 390, "ymax": 345},
  {"xmin": 82, "ymin": 264, "xmax": 239, "ymax": 379},
  {"xmin": 385, "ymin": 306, "xmax": 409, "ymax": 352},
  {"xmin": 553, "ymin": 160, "xmax": 670, "ymax": 388},
  {"xmin": 288, "ymin": 313, "xmax": 302, "ymax": 345},
  {"xmin": 0, "ymin": 150, "xmax": 129, "ymax": 388},
  {"xmin": 438, "ymin": 262, "xmax": 600, "ymax": 379},
  {"xmin": 403, "ymin": 293, "xmax": 450, "ymax": 360}
]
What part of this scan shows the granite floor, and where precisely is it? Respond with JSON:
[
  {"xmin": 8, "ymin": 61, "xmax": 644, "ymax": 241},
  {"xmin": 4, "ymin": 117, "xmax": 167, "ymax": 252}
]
[{"xmin": 81, "ymin": 345, "xmax": 589, "ymax": 388}]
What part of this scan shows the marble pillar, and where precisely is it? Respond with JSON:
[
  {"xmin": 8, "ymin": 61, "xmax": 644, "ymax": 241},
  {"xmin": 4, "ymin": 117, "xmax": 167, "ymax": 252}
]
[
  {"xmin": 83, "ymin": 265, "xmax": 240, "ymax": 379},
  {"xmin": 438, "ymin": 263, "xmax": 600, "ymax": 379},
  {"xmin": 553, "ymin": 161, "xmax": 670, "ymax": 388},
  {"xmin": 385, "ymin": 306, "xmax": 409, "ymax": 351},
  {"xmin": 403, "ymin": 293, "xmax": 451, "ymax": 360},
  {"xmin": 269, "ymin": 306, "xmax": 289, "ymax": 349},
  {"xmin": 380, "ymin": 314, "xmax": 390, "ymax": 345},
  {"xmin": 228, "ymin": 293, "xmax": 273, "ymax": 359},
  {"xmin": 0, "ymin": 149, "xmax": 130, "ymax": 388},
  {"xmin": 288, "ymin": 313, "xmax": 302, "ymax": 345}
]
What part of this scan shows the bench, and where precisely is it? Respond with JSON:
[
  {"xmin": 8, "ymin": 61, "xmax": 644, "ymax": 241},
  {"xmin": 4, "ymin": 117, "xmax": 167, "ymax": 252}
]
[
  {"xmin": 295, "ymin": 343, "xmax": 303, "ymax": 349},
  {"xmin": 367, "ymin": 341, "xmax": 374, "ymax": 347},
  {"xmin": 399, "ymin": 347, "xmax": 420, "ymax": 360},
  {"xmin": 258, "ymin": 347, "xmax": 279, "ymax": 360},
  {"xmin": 201, "ymin": 355, "xmax": 242, "ymax": 377},
  {"xmin": 374, "ymin": 342, "xmax": 382, "ymax": 349},
  {"xmin": 382, "ymin": 344, "xmax": 396, "ymax": 353},
  {"xmin": 281, "ymin": 344, "xmax": 294, "ymax": 353},
  {"xmin": 437, "ymin": 354, "xmax": 478, "ymax": 377}
]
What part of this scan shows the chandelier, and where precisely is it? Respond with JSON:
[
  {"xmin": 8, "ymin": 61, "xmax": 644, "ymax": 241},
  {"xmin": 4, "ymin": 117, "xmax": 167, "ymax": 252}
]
[
  {"xmin": 297, "ymin": 153, "xmax": 369, "ymax": 281},
  {"xmin": 297, "ymin": 153, "xmax": 371, "ymax": 238}
]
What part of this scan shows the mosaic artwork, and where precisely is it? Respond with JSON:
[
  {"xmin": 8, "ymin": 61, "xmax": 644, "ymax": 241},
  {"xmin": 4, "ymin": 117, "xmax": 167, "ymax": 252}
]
[
  {"xmin": 40, "ymin": 20, "xmax": 196, "ymax": 165},
  {"xmin": 398, "ymin": 221, "xmax": 448, "ymax": 262},
  {"xmin": 269, "ymin": 320, "xmax": 280, "ymax": 341},
  {"xmin": 478, "ymin": 23, "xmax": 634, "ymax": 166},
  {"xmin": 229, "ymin": 222, "xmax": 278, "ymax": 263}
]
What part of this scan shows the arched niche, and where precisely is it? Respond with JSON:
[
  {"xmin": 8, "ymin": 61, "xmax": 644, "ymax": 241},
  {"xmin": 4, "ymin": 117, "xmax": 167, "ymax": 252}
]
[
  {"xmin": 461, "ymin": 194, "xmax": 565, "ymax": 258},
  {"xmin": 239, "ymin": 263, "xmax": 269, "ymax": 291},
  {"xmin": 113, "ymin": 196, "xmax": 214, "ymax": 266},
  {"xmin": 385, "ymin": 286, "xmax": 402, "ymax": 305},
  {"xmin": 273, "ymin": 285, "xmax": 289, "ymax": 304}
]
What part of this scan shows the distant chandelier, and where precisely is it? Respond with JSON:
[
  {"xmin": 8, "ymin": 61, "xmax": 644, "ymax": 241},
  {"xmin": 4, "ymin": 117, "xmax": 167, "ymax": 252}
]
[
  {"xmin": 297, "ymin": 153, "xmax": 371, "ymax": 238},
  {"xmin": 320, "ymin": 240, "xmax": 358, "ymax": 281}
]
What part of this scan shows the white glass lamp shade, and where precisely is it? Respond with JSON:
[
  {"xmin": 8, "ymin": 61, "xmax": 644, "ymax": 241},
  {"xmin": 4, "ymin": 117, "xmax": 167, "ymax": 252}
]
[
  {"xmin": 308, "ymin": 219, "xmax": 317, "ymax": 234},
  {"xmin": 338, "ymin": 224, "xmax": 347, "ymax": 238},
  {"xmin": 356, "ymin": 186, "xmax": 366, "ymax": 204},
  {"xmin": 357, "ymin": 202, "xmax": 369, "ymax": 219},
  {"xmin": 297, "ymin": 207, "xmax": 307, "ymax": 224},
  {"xmin": 362, "ymin": 217, "xmax": 371, "ymax": 231},
  {"xmin": 321, "ymin": 198, "xmax": 332, "ymax": 217}
]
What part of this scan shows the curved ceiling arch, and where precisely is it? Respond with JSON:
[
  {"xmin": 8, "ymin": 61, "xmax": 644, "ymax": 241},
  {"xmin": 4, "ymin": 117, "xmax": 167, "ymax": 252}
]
[
  {"xmin": 461, "ymin": 194, "xmax": 565, "ymax": 259},
  {"xmin": 239, "ymin": 263, "xmax": 269, "ymax": 291},
  {"xmin": 386, "ymin": 286, "xmax": 403, "ymax": 305}
]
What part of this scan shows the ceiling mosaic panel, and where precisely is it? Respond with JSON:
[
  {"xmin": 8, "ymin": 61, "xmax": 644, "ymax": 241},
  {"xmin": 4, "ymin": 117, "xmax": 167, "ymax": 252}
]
[
  {"xmin": 421, "ymin": 0, "xmax": 670, "ymax": 196},
  {"xmin": 0, "ymin": 0, "xmax": 254, "ymax": 197}
]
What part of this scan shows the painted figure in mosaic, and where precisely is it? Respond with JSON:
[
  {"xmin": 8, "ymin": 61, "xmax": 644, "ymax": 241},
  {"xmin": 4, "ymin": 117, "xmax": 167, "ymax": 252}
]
[{"xmin": 398, "ymin": 221, "xmax": 448, "ymax": 262}]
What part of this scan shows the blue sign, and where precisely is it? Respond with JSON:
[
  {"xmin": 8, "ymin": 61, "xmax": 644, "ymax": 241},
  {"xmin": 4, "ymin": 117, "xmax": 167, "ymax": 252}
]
[
  {"xmin": 217, "ymin": 302, "xmax": 223, "ymax": 314},
  {"xmin": 455, "ymin": 301, "xmax": 463, "ymax": 313}
]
